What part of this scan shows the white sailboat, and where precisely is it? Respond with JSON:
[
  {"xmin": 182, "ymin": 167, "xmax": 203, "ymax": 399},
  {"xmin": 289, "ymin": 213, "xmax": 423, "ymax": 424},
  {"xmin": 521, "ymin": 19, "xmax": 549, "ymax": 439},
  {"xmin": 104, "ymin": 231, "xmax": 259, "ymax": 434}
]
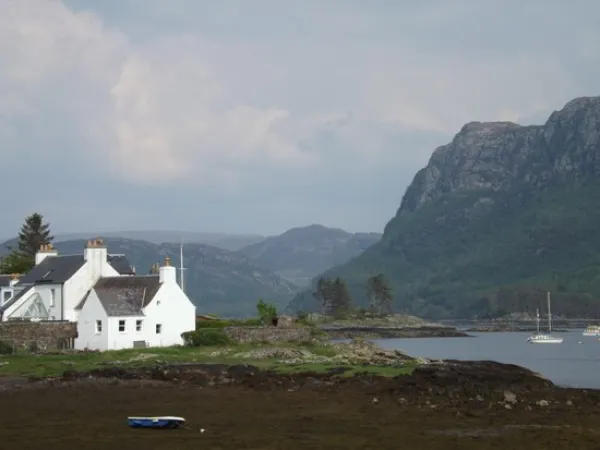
[{"xmin": 527, "ymin": 292, "xmax": 563, "ymax": 344}]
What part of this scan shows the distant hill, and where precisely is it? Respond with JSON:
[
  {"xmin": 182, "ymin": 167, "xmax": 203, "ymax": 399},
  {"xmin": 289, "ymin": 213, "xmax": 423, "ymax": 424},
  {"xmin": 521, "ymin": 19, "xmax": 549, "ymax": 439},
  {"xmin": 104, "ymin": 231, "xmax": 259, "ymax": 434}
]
[
  {"xmin": 288, "ymin": 96, "xmax": 600, "ymax": 320},
  {"xmin": 236, "ymin": 224, "xmax": 381, "ymax": 286},
  {"xmin": 1, "ymin": 237, "xmax": 298, "ymax": 317},
  {"xmin": 20, "ymin": 231, "xmax": 266, "ymax": 251}
]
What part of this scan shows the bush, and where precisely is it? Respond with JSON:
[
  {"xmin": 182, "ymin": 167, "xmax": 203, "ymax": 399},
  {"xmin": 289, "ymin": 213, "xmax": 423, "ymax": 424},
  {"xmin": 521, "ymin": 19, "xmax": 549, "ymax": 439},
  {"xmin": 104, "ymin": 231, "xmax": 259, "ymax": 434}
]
[
  {"xmin": 0, "ymin": 340, "xmax": 13, "ymax": 355},
  {"xmin": 182, "ymin": 329, "xmax": 232, "ymax": 347}
]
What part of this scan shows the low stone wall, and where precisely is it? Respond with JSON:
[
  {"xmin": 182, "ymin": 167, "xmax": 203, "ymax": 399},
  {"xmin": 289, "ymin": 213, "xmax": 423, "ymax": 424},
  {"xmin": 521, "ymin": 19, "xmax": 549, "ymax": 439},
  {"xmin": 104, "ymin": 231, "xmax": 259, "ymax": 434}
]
[
  {"xmin": 224, "ymin": 326, "xmax": 313, "ymax": 344},
  {"xmin": 0, "ymin": 321, "xmax": 78, "ymax": 351}
]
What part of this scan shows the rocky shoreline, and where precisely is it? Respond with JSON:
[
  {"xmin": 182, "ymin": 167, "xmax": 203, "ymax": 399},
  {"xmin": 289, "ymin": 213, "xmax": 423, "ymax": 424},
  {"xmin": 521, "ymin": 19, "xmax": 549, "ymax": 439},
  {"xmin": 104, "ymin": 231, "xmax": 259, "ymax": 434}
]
[
  {"xmin": 321, "ymin": 325, "xmax": 470, "ymax": 339},
  {"xmin": 1, "ymin": 339, "xmax": 598, "ymax": 449}
]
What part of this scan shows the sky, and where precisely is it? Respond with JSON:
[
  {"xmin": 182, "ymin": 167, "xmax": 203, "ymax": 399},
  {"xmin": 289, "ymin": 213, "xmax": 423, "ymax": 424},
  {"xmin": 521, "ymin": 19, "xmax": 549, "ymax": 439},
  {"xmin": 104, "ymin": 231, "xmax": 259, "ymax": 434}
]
[{"xmin": 1, "ymin": 0, "xmax": 599, "ymax": 237}]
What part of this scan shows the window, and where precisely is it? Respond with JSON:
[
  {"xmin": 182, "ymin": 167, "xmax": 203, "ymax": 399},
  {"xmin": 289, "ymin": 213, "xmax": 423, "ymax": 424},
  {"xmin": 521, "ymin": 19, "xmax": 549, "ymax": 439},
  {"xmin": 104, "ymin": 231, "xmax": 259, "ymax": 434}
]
[
  {"xmin": 50, "ymin": 288, "xmax": 56, "ymax": 307},
  {"xmin": 136, "ymin": 320, "xmax": 143, "ymax": 332},
  {"xmin": 95, "ymin": 320, "xmax": 102, "ymax": 333},
  {"xmin": 118, "ymin": 320, "xmax": 126, "ymax": 332},
  {"xmin": 155, "ymin": 324, "xmax": 162, "ymax": 334},
  {"xmin": 2, "ymin": 290, "xmax": 12, "ymax": 303}
]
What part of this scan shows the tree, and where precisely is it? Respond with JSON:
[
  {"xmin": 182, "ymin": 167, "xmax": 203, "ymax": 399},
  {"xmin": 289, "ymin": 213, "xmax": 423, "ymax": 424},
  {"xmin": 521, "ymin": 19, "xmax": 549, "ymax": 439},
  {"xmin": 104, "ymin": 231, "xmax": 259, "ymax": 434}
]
[
  {"xmin": 0, "ymin": 213, "xmax": 53, "ymax": 274},
  {"xmin": 17, "ymin": 213, "xmax": 53, "ymax": 257},
  {"xmin": 313, "ymin": 277, "xmax": 330, "ymax": 314},
  {"xmin": 329, "ymin": 277, "xmax": 353, "ymax": 318},
  {"xmin": 256, "ymin": 299, "xmax": 278, "ymax": 325},
  {"xmin": 366, "ymin": 273, "xmax": 393, "ymax": 315}
]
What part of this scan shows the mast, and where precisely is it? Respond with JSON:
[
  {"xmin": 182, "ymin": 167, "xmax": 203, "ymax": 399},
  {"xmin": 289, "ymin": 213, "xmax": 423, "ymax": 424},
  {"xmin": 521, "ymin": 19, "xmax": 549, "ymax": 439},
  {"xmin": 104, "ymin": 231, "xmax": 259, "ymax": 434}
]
[
  {"xmin": 536, "ymin": 308, "xmax": 540, "ymax": 333},
  {"xmin": 179, "ymin": 237, "xmax": 185, "ymax": 295},
  {"xmin": 547, "ymin": 291, "xmax": 552, "ymax": 332}
]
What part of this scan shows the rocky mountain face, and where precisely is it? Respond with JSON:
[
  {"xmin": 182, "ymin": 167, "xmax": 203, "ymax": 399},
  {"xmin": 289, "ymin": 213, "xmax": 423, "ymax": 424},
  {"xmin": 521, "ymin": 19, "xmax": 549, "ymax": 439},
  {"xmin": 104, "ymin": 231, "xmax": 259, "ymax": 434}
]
[
  {"xmin": 12, "ymin": 238, "xmax": 299, "ymax": 317},
  {"xmin": 288, "ymin": 96, "xmax": 600, "ymax": 319},
  {"xmin": 236, "ymin": 225, "xmax": 382, "ymax": 287}
]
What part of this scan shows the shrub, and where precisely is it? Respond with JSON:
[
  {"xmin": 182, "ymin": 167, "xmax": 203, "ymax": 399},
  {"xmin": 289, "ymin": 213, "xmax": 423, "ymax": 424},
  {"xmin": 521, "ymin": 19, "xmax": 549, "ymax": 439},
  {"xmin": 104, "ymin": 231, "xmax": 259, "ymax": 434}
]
[
  {"xmin": 0, "ymin": 340, "xmax": 13, "ymax": 355},
  {"xmin": 182, "ymin": 329, "xmax": 232, "ymax": 347}
]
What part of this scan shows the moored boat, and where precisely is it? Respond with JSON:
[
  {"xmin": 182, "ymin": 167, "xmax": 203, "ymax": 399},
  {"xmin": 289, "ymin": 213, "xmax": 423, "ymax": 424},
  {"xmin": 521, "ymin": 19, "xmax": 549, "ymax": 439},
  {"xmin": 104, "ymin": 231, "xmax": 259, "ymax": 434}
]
[
  {"xmin": 582, "ymin": 325, "xmax": 600, "ymax": 337},
  {"xmin": 127, "ymin": 416, "xmax": 186, "ymax": 429},
  {"xmin": 527, "ymin": 293, "xmax": 563, "ymax": 344}
]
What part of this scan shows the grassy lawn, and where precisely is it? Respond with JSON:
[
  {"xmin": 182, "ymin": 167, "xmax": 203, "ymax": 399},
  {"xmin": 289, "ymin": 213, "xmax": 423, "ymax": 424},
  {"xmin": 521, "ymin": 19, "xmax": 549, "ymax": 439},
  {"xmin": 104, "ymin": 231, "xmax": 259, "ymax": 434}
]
[{"xmin": 0, "ymin": 342, "xmax": 415, "ymax": 378}]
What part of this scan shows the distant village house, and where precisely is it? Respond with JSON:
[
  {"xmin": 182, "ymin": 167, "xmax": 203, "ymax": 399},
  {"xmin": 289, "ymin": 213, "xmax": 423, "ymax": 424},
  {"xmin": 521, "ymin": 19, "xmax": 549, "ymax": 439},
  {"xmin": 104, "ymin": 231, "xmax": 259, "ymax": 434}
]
[{"xmin": 0, "ymin": 239, "xmax": 196, "ymax": 351}]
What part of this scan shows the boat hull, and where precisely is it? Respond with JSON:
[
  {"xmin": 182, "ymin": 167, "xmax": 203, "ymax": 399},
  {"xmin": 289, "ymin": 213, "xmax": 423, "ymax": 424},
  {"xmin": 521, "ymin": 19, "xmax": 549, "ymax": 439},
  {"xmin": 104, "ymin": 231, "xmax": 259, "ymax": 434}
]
[
  {"xmin": 527, "ymin": 337, "xmax": 563, "ymax": 344},
  {"xmin": 127, "ymin": 416, "xmax": 185, "ymax": 429},
  {"xmin": 582, "ymin": 331, "xmax": 600, "ymax": 337}
]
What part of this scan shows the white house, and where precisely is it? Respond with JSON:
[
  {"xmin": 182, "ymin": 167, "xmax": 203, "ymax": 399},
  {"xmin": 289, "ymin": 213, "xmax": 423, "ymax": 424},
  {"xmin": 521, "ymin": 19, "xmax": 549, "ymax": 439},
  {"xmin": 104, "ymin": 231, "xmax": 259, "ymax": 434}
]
[
  {"xmin": 0, "ymin": 239, "xmax": 196, "ymax": 351},
  {"xmin": 74, "ymin": 256, "xmax": 196, "ymax": 350}
]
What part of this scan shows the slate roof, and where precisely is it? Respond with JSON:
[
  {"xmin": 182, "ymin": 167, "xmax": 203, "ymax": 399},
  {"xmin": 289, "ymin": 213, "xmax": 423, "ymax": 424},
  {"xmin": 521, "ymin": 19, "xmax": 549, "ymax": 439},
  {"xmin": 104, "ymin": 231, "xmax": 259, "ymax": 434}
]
[
  {"xmin": 18, "ymin": 255, "xmax": 85, "ymax": 284},
  {"xmin": 0, "ymin": 275, "xmax": 13, "ymax": 287},
  {"xmin": 17, "ymin": 254, "xmax": 135, "ymax": 285},
  {"xmin": 107, "ymin": 255, "xmax": 136, "ymax": 275},
  {"xmin": 77, "ymin": 276, "xmax": 162, "ymax": 317}
]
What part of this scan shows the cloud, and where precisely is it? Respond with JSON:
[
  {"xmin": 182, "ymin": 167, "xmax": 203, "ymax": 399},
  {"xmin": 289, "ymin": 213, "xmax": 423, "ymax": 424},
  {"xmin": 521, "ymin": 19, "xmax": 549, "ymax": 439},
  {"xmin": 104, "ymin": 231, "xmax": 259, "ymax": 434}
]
[{"xmin": 1, "ymin": 0, "xmax": 600, "ymax": 235}]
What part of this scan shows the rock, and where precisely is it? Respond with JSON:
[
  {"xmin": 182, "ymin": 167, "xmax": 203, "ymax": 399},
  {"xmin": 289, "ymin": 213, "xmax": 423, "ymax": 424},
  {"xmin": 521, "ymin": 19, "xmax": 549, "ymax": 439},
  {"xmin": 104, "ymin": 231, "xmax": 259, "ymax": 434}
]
[
  {"xmin": 503, "ymin": 390, "xmax": 517, "ymax": 403},
  {"xmin": 476, "ymin": 395, "xmax": 484, "ymax": 402},
  {"xmin": 566, "ymin": 400, "xmax": 573, "ymax": 406},
  {"xmin": 536, "ymin": 400, "xmax": 549, "ymax": 407},
  {"xmin": 504, "ymin": 404, "xmax": 512, "ymax": 410}
]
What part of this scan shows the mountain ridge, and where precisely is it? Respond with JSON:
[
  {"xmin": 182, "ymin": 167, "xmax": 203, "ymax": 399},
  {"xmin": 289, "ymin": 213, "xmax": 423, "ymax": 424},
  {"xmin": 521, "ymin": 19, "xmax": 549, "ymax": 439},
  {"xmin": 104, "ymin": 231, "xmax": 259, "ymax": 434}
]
[
  {"xmin": 237, "ymin": 225, "xmax": 382, "ymax": 286},
  {"xmin": 288, "ymin": 95, "xmax": 600, "ymax": 319}
]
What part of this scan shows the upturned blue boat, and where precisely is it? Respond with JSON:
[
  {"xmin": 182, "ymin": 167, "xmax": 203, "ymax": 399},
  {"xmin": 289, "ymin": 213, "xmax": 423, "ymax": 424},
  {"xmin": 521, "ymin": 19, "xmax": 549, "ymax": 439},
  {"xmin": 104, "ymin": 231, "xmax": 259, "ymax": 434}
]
[{"xmin": 127, "ymin": 416, "xmax": 186, "ymax": 429}]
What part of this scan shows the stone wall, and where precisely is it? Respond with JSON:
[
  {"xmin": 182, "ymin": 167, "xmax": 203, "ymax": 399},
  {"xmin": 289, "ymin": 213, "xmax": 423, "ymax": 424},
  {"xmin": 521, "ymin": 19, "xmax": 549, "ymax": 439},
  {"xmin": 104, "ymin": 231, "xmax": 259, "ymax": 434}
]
[
  {"xmin": 224, "ymin": 326, "xmax": 313, "ymax": 344},
  {"xmin": 0, "ymin": 321, "xmax": 78, "ymax": 351}
]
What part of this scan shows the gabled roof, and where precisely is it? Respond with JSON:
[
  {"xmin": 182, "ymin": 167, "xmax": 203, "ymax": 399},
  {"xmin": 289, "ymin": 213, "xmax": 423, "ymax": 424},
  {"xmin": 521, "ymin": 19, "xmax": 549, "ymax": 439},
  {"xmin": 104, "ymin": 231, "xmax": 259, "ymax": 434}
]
[
  {"xmin": 77, "ymin": 276, "xmax": 162, "ymax": 317},
  {"xmin": 17, "ymin": 254, "xmax": 135, "ymax": 285},
  {"xmin": 0, "ymin": 285, "xmax": 34, "ymax": 313},
  {"xmin": 107, "ymin": 255, "xmax": 136, "ymax": 275},
  {"xmin": 0, "ymin": 275, "xmax": 13, "ymax": 287},
  {"xmin": 18, "ymin": 255, "xmax": 85, "ymax": 284}
]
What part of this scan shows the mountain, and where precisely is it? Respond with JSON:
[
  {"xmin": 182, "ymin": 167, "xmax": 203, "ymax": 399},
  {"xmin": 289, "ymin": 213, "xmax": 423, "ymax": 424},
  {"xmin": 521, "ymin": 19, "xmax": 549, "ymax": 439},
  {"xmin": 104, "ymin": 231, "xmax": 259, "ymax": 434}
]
[
  {"xmin": 3, "ymin": 231, "xmax": 266, "ymax": 251},
  {"xmin": 288, "ymin": 96, "xmax": 600, "ymax": 319},
  {"xmin": 1, "ymin": 238, "xmax": 298, "ymax": 317},
  {"xmin": 236, "ymin": 225, "xmax": 382, "ymax": 286}
]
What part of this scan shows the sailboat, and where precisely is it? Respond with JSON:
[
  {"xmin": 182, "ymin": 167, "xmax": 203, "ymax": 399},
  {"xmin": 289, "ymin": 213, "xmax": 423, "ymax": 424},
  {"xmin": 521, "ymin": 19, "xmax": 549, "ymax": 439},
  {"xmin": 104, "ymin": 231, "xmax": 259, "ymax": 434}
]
[{"xmin": 527, "ymin": 292, "xmax": 563, "ymax": 344}]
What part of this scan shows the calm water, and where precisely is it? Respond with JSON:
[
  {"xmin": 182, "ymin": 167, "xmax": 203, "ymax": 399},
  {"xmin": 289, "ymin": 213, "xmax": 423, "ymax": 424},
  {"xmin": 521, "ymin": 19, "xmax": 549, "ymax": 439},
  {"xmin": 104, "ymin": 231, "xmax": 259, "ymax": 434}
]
[{"xmin": 373, "ymin": 330, "xmax": 600, "ymax": 389}]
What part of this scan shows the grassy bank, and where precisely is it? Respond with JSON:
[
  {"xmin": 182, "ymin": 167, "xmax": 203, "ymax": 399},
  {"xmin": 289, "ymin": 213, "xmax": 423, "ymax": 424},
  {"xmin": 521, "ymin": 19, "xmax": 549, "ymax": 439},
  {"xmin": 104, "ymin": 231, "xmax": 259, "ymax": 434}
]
[{"xmin": 0, "ymin": 341, "xmax": 416, "ymax": 378}]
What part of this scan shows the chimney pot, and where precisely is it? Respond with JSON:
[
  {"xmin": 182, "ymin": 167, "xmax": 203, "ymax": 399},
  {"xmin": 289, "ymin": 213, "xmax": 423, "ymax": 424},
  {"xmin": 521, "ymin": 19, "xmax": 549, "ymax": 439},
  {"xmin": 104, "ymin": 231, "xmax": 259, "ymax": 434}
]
[{"xmin": 164, "ymin": 257, "xmax": 171, "ymax": 266}]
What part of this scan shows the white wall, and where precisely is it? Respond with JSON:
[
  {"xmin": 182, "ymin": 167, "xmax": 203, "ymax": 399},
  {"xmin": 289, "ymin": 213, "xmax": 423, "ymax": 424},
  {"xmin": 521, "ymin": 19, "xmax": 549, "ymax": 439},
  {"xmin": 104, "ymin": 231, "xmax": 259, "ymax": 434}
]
[
  {"xmin": 106, "ymin": 315, "xmax": 148, "ymax": 350},
  {"xmin": 31, "ymin": 284, "xmax": 63, "ymax": 320},
  {"xmin": 142, "ymin": 281, "xmax": 196, "ymax": 348},
  {"xmin": 75, "ymin": 290, "xmax": 109, "ymax": 350},
  {"xmin": 63, "ymin": 260, "xmax": 119, "ymax": 321}
]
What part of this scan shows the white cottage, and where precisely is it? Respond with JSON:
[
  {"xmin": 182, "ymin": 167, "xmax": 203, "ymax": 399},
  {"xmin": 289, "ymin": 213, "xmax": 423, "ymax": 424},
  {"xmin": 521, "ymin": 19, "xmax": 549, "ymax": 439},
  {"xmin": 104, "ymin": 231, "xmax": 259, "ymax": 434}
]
[
  {"xmin": 75, "ymin": 257, "xmax": 196, "ymax": 350},
  {"xmin": 0, "ymin": 239, "xmax": 196, "ymax": 351}
]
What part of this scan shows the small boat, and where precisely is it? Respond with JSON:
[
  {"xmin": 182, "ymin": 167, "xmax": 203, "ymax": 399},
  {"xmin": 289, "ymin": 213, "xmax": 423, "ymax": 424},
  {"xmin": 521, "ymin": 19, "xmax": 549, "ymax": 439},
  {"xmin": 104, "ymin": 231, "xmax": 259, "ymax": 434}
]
[
  {"xmin": 582, "ymin": 325, "xmax": 600, "ymax": 337},
  {"xmin": 527, "ymin": 293, "xmax": 563, "ymax": 344},
  {"xmin": 127, "ymin": 416, "xmax": 186, "ymax": 429}
]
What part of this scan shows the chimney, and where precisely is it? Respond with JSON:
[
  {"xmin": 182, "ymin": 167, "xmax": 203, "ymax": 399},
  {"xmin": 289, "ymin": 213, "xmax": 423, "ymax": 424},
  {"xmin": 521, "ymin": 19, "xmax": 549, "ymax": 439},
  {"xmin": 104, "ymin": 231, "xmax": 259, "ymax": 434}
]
[
  {"xmin": 83, "ymin": 238, "xmax": 108, "ymax": 280},
  {"xmin": 35, "ymin": 243, "xmax": 58, "ymax": 265},
  {"xmin": 9, "ymin": 273, "xmax": 20, "ymax": 287},
  {"xmin": 159, "ymin": 256, "xmax": 176, "ymax": 284}
]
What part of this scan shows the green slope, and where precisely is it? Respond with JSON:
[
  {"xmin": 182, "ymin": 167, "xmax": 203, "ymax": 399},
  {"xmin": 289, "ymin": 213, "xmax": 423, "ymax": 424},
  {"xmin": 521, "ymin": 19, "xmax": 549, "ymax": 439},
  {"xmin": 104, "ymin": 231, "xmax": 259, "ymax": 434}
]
[{"xmin": 287, "ymin": 97, "xmax": 600, "ymax": 319}]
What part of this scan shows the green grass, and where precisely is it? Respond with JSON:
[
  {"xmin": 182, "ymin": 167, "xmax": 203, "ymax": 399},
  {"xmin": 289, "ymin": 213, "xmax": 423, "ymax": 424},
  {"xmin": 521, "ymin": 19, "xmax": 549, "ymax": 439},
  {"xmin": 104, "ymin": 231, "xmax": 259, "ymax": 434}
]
[{"xmin": 0, "ymin": 342, "xmax": 412, "ymax": 378}]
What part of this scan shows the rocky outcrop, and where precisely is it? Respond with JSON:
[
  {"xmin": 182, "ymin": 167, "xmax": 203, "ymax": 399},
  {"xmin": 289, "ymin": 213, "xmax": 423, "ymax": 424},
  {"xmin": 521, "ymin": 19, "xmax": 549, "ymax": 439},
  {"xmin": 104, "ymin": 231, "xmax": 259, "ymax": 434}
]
[
  {"xmin": 400, "ymin": 96, "xmax": 600, "ymax": 216},
  {"xmin": 289, "ymin": 96, "xmax": 600, "ymax": 319}
]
